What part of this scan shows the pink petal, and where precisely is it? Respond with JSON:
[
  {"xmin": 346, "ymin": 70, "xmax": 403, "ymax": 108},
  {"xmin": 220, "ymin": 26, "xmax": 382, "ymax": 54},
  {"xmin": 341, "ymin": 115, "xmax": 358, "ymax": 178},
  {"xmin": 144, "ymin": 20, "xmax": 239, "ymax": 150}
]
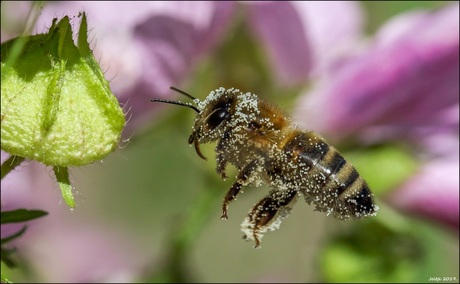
[
  {"xmin": 385, "ymin": 157, "xmax": 459, "ymax": 231},
  {"xmin": 294, "ymin": 3, "xmax": 459, "ymax": 140},
  {"xmin": 0, "ymin": 1, "xmax": 33, "ymax": 40},
  {"xmin": 247, "ymin": 1, "xmax": 312, "ymax": 85},
  {"xmin": 1, "ymin": 151, "xmax": 145, "ymax": 282},
  {"xmin": 24, "ymin": 1, "xmax": 235, "ymax": 132},
  {"xmin": 18, "ymin": 225, "xmax": 144, "ymax": 282},
  {"xmin": 246, "ymin": 1, "xmax": 364, "ymax": 85},
  {"xmin": 290, "ymin": 1, "xmax": 365, "ymax": 75}
]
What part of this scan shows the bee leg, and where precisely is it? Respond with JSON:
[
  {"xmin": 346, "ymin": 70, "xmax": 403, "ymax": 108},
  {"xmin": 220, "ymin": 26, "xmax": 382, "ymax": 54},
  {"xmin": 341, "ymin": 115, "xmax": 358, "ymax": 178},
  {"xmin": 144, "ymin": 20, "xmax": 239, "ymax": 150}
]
[
  {"xmin": 221, "ymin": 159, "xmax": 258, "ymax": 220},
  {"xmin": 242, "ymin": 189, "xmax": 298, "ymax": 248},
  {"xmin": 216, "ymin": 151, "xmax": 228, "ymax": 180},
  {"xmin": 215, "ymin": 132, "xmax": 230, "ymax": 179}
]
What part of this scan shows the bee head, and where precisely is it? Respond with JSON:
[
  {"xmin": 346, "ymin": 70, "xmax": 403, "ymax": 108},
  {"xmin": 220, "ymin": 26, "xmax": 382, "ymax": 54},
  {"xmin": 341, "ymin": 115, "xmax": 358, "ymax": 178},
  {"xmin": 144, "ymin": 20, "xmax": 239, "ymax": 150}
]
[
  {"xmin": 151, "ymin": 87, "xmax": 238, "ymax": 160},
  {"xmin": 192, "ymin": 88, "xmax": 235, "ymax": 136}
]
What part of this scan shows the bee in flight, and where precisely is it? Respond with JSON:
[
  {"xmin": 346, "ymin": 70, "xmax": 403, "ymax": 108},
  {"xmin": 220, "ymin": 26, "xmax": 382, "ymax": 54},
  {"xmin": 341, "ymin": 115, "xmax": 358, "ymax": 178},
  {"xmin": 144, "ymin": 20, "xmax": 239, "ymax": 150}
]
[{"xmin": 151, "ymin": 87, "xmax": 378, "ymax": 248}]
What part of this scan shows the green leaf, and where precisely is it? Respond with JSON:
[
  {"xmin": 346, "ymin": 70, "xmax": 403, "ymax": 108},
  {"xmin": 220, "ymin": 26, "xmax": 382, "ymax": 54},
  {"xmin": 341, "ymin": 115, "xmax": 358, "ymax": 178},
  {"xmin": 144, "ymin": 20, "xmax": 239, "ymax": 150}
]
[
  {"xmin": 1, "ymin": 227, "xmax": 28, "ymax": 268},
  {"xmin": 1, "ymin": 155, "xmax": 25, "ymax": 180},
  {"xmin": 1, "ymin": 209, "xmax": 48, "ymax": 224},
  {"xmin": 1, "ymin": 246, "xmax": 18, "ymax": 268},
  {"xmin": 1, "ymin": 226, "xmax": 27, "ymax": 244}
]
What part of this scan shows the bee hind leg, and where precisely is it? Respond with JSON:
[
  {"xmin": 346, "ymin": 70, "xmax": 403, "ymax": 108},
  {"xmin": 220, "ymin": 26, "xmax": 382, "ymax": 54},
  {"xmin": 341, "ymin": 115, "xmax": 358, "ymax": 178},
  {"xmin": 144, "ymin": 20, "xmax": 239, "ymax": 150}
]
[
  {"xmin": 241, "ymin": 189, "xmax": 298, "ymax": 248},
  {"xmin": 221, "ymin": 159, "xmax": 258, "ymax": 220}
]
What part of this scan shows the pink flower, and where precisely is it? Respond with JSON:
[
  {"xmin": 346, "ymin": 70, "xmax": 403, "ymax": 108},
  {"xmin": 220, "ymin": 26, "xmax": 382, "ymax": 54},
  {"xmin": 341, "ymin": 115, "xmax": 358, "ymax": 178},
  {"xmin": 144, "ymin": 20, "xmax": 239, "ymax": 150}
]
[
  {"xmin": 294, "ymin": 3, "xmax": 459, "ymax": 141},
  {"xmin": 386, "ymin": 157, "xmax": 459, "ymax": 230},
  {"xmin": 1, "ymin": 150, "xmax": 146, "ymax": 282},
  {"xmin": 294, "ymin": 3, "xmax": 459, "ymax": 230},
  {"xmin": 30, "ymin": 1, "xmax": 235, "ymax": 133},
  {"xmin": 246, "ymin": 1, "xmax": 364, "ymax": 85}
]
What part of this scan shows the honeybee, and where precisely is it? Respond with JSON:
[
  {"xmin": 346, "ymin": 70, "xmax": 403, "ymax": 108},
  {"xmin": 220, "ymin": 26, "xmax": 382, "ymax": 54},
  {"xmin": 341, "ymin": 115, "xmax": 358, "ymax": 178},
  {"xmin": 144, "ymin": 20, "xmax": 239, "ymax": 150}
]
[{"xmin": 151, "ymin": 87, "xmax": 378, "ymax": 248}]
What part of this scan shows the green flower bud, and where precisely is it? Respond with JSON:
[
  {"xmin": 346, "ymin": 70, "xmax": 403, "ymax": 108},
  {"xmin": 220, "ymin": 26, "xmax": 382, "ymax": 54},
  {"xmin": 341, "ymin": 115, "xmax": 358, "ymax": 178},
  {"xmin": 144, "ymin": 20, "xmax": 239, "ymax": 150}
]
[{"xmin": 1, "ymin": 13, "xmax": 125, "ymax": 167}]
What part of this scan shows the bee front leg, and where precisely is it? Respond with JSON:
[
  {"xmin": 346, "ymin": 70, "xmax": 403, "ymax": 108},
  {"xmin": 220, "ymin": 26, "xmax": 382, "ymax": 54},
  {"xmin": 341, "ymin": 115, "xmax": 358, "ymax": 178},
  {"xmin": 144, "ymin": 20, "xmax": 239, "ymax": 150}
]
[
  {"xmin": 215, "ymin": 132, "xmax": 230, "ymax": 180},
  {"xmin": 241, "ymin": 189, "xmax": 298, "ymax": 248},
  {"xmin": 216, "ymin": 151, "xmax": 228, "ymax": 180},
  {"xmin": 221, "ymin": 159, "xmax": 258, "ymax": 220}
]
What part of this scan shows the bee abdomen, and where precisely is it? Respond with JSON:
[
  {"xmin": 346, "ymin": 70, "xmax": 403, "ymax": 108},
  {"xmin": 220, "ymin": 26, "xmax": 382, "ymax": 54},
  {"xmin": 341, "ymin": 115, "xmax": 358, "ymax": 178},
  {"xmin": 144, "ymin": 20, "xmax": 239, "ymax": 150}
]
[{"xmin": 283, "ymin": 131, "xmax": 378, "ymax": 220}]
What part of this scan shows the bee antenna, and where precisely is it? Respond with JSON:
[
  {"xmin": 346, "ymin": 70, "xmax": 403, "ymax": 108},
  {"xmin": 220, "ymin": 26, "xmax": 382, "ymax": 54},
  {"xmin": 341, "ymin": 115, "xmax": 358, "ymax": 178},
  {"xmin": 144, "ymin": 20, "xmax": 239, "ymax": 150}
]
[
  {"xmin": 150, "ymin": 98, "xmax": 200, "ymax": 113},
  {"xmin": 170, "ymin": 86, "xmax": 197, "ymax": 100}
]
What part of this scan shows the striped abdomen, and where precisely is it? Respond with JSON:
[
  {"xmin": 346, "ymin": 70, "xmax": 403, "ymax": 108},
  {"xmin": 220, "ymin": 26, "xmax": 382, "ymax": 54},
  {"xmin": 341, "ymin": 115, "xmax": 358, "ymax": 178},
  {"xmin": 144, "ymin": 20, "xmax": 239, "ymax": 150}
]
[{"xmin": 281, "ymin": 130, "xmax": 377, "ymax": 220}]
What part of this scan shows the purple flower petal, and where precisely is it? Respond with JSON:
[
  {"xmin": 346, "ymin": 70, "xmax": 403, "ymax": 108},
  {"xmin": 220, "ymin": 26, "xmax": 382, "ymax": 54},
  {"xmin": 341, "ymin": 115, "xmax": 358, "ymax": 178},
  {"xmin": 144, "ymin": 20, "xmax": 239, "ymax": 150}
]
[
  {"xmin": 17, "ymin": 225, "xmax": 145, "ymax": 282},
  {"xmin": 26, "ymin": 1, "xmax": 235, "ymax": 133},
  {"xmin": 290, "ymin": 1, "xmax": 365, "ymax": 75},
  {"xmin": 294, "ymin": 3, "xmax": 459, "ymax": 140},
  {"xmin": 0, "ymin": 1, "xmax": 33, "ymax": 40},
  {"xmin": 247, "ymin": 1, "xmax": 364, "ymax": 85},
  {"xmin": 246, "ymin": 1, "xmax": 312, "ymax": 85},
  {"xmin": 1, "ymin": 150, "xmax": 145, "ymax": 282},
  {"xmin": 385, "ymin": 157, "xmax": 459, "ymax": 231}
]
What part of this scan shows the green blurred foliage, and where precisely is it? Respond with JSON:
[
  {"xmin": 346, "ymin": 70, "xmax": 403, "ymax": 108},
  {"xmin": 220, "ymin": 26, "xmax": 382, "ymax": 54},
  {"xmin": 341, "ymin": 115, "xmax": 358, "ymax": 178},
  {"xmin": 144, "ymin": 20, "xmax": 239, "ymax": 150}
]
[
  {"xmin": 361, "ymin": 1, "xmax": 452, "ymax": 34},
  {"xmin": 344, "ymin": 144, "xmax": 419, "ymax": 197},
  {"xmin": 320, "ymin": 205, "xmax": 459, "ymax": 283}
]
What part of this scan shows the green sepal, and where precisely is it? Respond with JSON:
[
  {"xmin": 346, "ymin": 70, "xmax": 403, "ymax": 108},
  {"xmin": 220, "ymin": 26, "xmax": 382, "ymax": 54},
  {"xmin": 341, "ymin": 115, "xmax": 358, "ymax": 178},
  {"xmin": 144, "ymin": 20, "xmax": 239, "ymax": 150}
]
[
  {"xmin": 1, "ymin": 13, "xmax": 125, "ymax": 167},
  {"xmin": 53, "ymin": 166, "xmax": 75, "ymax": 208}
]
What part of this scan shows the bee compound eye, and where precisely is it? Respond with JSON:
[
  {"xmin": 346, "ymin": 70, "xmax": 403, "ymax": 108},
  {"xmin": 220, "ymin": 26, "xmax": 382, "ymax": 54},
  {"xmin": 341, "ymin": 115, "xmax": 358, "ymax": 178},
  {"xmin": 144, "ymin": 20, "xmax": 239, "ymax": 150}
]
[{"xmin": 208, "ymin": 108, "xmax": 229, "ymax": 128}]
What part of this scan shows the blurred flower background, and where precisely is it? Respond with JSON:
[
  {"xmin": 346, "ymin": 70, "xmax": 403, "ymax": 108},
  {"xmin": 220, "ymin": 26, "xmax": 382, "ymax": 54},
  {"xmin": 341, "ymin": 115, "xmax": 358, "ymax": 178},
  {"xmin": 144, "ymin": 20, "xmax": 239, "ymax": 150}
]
[{"xmin": 1, "ymin": 1, "xmax": 458, "ymax": 282}]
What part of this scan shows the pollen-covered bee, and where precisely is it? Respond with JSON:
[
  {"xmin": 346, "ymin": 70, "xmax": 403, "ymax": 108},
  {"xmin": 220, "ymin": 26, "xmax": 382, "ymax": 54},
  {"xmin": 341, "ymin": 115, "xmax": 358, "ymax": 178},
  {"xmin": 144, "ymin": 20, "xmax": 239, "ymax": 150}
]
[{"xmin": 151, "ymin": 87, "xmax": 378, "ymax": 248}]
